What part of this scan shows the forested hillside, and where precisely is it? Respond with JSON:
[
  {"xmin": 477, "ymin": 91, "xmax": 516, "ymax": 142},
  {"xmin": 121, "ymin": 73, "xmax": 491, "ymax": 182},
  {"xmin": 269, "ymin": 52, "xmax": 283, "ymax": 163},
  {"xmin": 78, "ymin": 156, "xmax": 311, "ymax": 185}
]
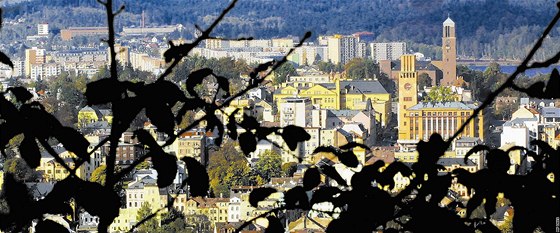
[{"xmin": 3, "ymin": 0, "xmax": 559, "ymax": 60}]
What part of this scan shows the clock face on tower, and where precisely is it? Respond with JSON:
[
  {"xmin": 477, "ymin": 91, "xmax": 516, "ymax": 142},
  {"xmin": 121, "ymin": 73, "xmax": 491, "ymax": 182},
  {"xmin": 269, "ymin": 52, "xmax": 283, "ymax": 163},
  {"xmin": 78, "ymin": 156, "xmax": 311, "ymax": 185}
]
[
  {"xmin": 404, "ymin": 83, "xmax": 412, "ymax": 90},
  {"xmin": 445, "ymin": 39, "xmax": 450, "ymax": 49}
]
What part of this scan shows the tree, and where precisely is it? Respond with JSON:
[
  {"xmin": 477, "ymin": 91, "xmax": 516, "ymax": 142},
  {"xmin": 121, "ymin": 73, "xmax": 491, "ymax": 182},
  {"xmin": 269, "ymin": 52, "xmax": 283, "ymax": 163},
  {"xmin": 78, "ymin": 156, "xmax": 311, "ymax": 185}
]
[
  {"xmin": 344, "ymin": 58, "xmax": 378, "ymax": 80},
  {"xmin": 317, "ymin": 61, "xmax": 343, "ymax": 73},
  {"xmin": 253, "ymin": 150, "xmax": 282, "ymax": 184},
  {"xmin": 207, "ymin": 141, "xmax": 255, "ymax": 197},
  {"xmin": 423, "ymin": 86, "xmax": 455, "ymax": 103},
  {"xmin": 273, "ymin": 62, "xmax": 297, "ymax": 85},
  {"xmin": 3, "ymin": 157, "xmax": 39, "ymax": 182},
  {"xmin": 418, "ymin": 73, "xmax": 432, "ymax": 89},
  {"xmin": 89, "ymin": 165, "xmax": 107, "ymax": 185},
  {"xmin": 136, "ymin": 202, "xmax": 159, "ymax": 233},
  {"xmin": 281, "ymin": 162, "xmax": 298, "ymax": 177}
]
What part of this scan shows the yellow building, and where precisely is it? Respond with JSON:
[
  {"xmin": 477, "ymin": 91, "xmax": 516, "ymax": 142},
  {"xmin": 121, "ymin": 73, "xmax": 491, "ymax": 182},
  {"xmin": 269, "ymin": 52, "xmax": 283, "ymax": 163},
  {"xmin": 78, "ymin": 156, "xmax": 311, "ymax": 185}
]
[
  {"xmin": 185, "ymin": 197, "xmax": 230, "ymax": 227},
  {"xmin": 397, "ymin": 55, "xmax": 485, "ymax": 143},
  {"xmin": 37, "ymin": 146, "xmax": 87, "ymax": 181},
  {"xmin": 111, "ymin": 174, "xmax": 168, "ymax": 232},
  {"xmin": 273, "ymin": 78, "xmax": 391, "ymax": 126},
  {"xmin": 77, "ymin": 106, "xmax": 113, "ymax": 128}
]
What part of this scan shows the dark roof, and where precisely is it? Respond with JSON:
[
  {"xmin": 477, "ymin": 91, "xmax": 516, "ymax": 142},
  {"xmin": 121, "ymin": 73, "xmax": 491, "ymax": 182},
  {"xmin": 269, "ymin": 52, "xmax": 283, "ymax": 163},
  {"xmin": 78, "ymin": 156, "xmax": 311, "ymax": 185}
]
[{"xmin": 340, "ymin": 80, "xmax": 388, "ymax": 94}]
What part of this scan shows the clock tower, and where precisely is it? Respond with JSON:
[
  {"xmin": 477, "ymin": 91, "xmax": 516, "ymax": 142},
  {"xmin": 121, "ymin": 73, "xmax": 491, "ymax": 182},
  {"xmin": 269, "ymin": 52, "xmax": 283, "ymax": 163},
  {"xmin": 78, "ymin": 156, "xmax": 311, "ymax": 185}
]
[
  {"xmin": 441, "ymin": 16, "xmax": 457, "ymax": 86},
  {"xmin": 398, "ymin": 54, "xmax": 418, "ymax": 141}
]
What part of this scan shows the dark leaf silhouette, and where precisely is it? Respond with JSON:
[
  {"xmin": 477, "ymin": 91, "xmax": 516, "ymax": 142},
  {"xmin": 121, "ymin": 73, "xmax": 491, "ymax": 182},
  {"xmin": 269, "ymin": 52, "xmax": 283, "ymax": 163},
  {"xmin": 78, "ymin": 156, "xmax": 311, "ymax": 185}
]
[
  {"xmin": 464, "ymin": 144, "xmax": 490, "ymax": 164},
  {"xmin": 74, "ymin": 180, "xmax": 120, "ymax": 231},
  {"xmin": 313, "ymin": 146, "xmax": 359, "ymax": 168},
  {"xmin": 145, "ymin": 103, "xmax": 175, "ymax": 135},
  {"xmin": 486, "ymin": 149, "xmax": 510, "ymax": 173},
  {"xmin": 150, "ymin": 150, "xmax": 178, "ymax": 187},
  {"xmin": 185, "ymin": 68, "xmax": 213, "ymax": 97},
  {"xmin": 256, "ymin": 126, "xmax": 279, "ymax": 141},
  {"xmin": 264, "ymin": 216, "xmax": 284, "ymax": 233},
  {"xmin": 0, "ymin": 95, "xmax": 20, "ymax": 122},
  {"xmin": 20, "ymin": 104, "xmax": 62, "ymax": 140},
  {"xmin": 249, "ymin": 61, "xmax": 274, "ymax": 79},
  {"xmin": 281, "ymin": 125, "xmax": 310, "ymax": 151},
  {"xmin": 240, "ymin": 114, "xmax": 259, "ymax": 130},
  {"xmin": 2, "ymin": 174, "xmax": 38, "ymax": 231},
  {"xmin": 238, "ymin": 131, "xmax": 257, "ymax": 156},
  {"xmin": 134, "ymin": 129, "xmax": 159, "ymax": 148},
  {"xmin": 310, "ymin": 186, "xmax": 341, "ymax": 206},
  {"xmin": 339, "ymin": 142, "xmax": 370, "ymax": 151},
  {"xmin": 206, "ymin": 113, "xmax": 225, "ymax": 146},
  {"xmin": 0, "ymin": 123, "xmax": 21, "ymax": 150},
  {"xmin": 249, "ymin": 187, "xmax": 276, "ymax": 207},
  {"xmin": 145, "ymin": 80, "xmax": 186, "ymax": 106},
  {"xmin": 320, "ymin": 165, "xmax": 348, "ymax": 186},
  {"xmin": 7, "ymin": 87, "xmax": 33, "ymax": 102},
  {"xmin": 303, "ymin": 167, "xmax": 320, "ymax": 191},
  {"xmin": 53, "ymin": 127, "xmax": 90, "ymax": 161},
  {"xmin": 377, "ymin": 162, "xmax": 412, "ymax": 190},
  {"xmin": 214, "ymin": 74, "xmax": 231, "ymax": 98},
  {"xmin": 284, "ymin": 186, "xmax": 309, "ymax": 209},
  {"xmin": 181, "ymin": 157, "xmax": 209, "ymax": 197},
  {"xmin": 84, "ymin": 78, "xmax": 125, "ymax": 105},
  {"xmin": 338, "ymin": 151, "xmax": 359, "ymax": 168},
  {"xmin": 19, "ymin": 135, "xmax": 41, "ymax": 168},
  {"xmin": 175, "ymin": 97, "xmax": 205, "ymax": 124},
  {"xmin": 37, "ymin": 178, "xmax": 77, "ymax": 216},
  {"xmin": 35, "ymin": 219, "xmax": 70, "ymax": 233},
  {"xmin": 112, "ymin": 97, "xmax": 143, "ymax": 133},
  {"xmin": 226, "ymin": 109, "xmax": 239, "ymax": 140},
  {"xmin": 519, "ymin": 68, "xmax": 560, "ymax": 98},
  {"xmin": 0, "ymin": 51, "xmax": 13, "ymax": 69}
]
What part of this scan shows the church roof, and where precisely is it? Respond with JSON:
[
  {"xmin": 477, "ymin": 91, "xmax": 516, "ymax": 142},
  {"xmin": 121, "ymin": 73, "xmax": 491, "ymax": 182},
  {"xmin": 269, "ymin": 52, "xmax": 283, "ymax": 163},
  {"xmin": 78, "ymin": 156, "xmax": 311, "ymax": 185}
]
[{"xmin": 443, "ymin": 17, "xmax": 455, "ymax": 27}]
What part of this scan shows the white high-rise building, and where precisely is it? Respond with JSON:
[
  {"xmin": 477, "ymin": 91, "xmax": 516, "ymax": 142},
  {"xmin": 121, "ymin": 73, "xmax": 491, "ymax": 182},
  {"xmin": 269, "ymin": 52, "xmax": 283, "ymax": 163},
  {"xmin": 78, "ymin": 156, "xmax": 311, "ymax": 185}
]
[
  {"xmin": 327, "ymin": 35, "xmax": 362, "ymax": 65},
  {"xmin": 279, "ymin": 97, "xmax": 312, "ymax": 127},
  {"xmin": 370, "ymin": 42, "xmax": 406, "ymax": 61}
]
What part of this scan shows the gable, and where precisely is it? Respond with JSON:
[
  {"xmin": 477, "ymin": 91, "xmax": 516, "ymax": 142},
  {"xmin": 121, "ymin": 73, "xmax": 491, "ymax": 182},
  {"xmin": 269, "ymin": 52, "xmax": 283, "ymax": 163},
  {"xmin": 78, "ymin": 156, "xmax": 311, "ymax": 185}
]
[{"xmin": 301, "ymin": 84, "xmax": 335, "ymax": 95}]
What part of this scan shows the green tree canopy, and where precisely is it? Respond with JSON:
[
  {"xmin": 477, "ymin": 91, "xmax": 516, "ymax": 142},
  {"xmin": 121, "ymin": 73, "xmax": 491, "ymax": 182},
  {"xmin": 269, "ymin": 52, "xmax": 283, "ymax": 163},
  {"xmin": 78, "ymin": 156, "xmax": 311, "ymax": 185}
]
[
  {"xmin": 207, "ymin": 141, "xmax": 255, "ymax": 197},
  {"xmin": 273, "ymin": 62, "xmax": 297, "ymax": 85},
  {"xmin": 281, "ymin": 162, "xmax": 298, "ymax": 177},
  {"xmin": 136, "ymin": 202, "xmax": 159, "ymax": 233},
  {"xmin": 423, "ymin": 86, "xmax": 455, "ymax": 103},
  {"xmin": 253, "ymin": 150, "xmax": 282, "ymax": 184},
  {"xmin": 344, "ymin": 58, "xmax": 378, "ymax": 80},
  {"xmin": 418, "ymin": 73, "xmax": 432, "ymax": 89},
  {"xmin": 89, "ymin": 165, "xmax": 107, "ymax": 185},
  {"xmin": 3, "ymin": 157, "xmax": 39, "ymax": 182}
]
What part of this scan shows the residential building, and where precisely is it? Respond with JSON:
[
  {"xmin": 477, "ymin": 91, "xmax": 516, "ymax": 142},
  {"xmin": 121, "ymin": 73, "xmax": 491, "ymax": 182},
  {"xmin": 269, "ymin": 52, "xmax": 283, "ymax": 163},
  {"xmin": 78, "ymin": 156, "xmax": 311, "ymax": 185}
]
[
  {"xmin": 25, "ymin": 47, "xmax": 46, "ymax": 77},
  {"xmin": 279, "ymin": 97, "xmax": 312, "ymax": 127},
  {"xmin": 370, "ymin": 42, "xmax": 406, "ymax": 61},
  {"xmin": 327, "ymin": 34, "xmax": 362, "ymax": 65}
]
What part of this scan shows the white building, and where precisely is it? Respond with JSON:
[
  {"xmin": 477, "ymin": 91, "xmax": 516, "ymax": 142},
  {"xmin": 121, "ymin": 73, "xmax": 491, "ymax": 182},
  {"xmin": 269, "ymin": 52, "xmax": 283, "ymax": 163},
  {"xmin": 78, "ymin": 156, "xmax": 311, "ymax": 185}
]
[
  {"xmin": 279, "ymin": 97, "xmax": 312, "ymax": 127},
  {"xmin": 370, "ymin": 42, "xmax": 406, "ymax": 62},
  {"xmin": 327, "ymin": 35, "xmax": 362, "ymax": 65}
]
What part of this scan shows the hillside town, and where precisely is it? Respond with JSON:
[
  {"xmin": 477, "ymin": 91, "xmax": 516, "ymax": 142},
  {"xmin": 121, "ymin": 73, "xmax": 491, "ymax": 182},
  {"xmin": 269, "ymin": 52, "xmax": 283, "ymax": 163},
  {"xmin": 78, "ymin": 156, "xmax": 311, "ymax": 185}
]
[{"xmin": 0, "ymin": 12, "xmax": 559, "ymax": 233}]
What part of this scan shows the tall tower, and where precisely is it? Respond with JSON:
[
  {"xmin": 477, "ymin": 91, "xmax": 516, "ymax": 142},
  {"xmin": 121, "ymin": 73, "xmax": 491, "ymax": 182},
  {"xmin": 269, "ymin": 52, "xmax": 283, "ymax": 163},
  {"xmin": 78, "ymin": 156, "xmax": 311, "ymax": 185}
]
[
  {"xmin": 397, "ymin": 54, "xmax": 418, "ymax": 141},
  {"xmin": 441, "ymin": 16, "xmax": 457, "ymax": 86}
]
